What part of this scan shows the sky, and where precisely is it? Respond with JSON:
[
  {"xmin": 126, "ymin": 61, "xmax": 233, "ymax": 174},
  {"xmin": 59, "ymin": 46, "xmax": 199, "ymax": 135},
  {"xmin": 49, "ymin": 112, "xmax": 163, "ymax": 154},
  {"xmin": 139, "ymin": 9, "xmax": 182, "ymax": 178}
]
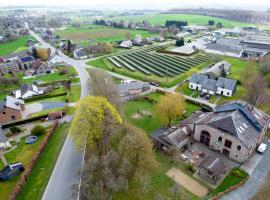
[{"xmin": 0, "ymin": 0, "xmax": 270, "ymax": 10}]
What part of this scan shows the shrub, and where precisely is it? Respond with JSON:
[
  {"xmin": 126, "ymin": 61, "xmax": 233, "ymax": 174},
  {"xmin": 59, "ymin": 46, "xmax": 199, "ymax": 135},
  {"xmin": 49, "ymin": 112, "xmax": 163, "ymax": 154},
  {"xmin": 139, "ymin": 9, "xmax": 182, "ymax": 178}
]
[
  {"xmin": 185, "ymin": 162, "xmax": 195, "ymax": 173},
  {"xmin": 31, "ymin": 125, "xmax": 45, "ymax": 136},
  {"xmin": 10, "ymin": 126, "xmax": 21, "ymax": 134},
  {"xmin": 59, "ymin": 67, "xmax": 68, "ymax": 75}
]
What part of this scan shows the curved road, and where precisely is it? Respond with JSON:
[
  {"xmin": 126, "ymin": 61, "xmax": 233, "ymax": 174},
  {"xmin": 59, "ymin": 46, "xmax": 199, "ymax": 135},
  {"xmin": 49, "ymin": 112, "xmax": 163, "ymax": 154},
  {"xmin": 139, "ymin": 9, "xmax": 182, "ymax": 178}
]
[{"xmin": 26, "ymin": 25, "xmax": 90, "ymax": 200}]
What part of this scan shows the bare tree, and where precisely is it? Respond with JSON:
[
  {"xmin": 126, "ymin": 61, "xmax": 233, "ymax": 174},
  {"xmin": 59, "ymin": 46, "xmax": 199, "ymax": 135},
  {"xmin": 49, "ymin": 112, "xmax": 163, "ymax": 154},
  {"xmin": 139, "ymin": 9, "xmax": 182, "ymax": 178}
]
[
  {"xmin": 241, "ymin": 63, "xmax": 270, "ymax": 107},
  {"xmin": 88, "ymin": 68, "xmax": 121, "ymax": 109}
]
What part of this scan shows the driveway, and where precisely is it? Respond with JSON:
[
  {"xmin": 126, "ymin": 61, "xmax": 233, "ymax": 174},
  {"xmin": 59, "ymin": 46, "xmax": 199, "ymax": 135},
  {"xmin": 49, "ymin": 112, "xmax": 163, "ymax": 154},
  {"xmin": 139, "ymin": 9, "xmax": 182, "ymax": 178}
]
[
  {"xmin": 22, "ymin": 103, "xmax": 43, "ymax": 118},
  {"xmin": 221, "ymin": 138, "xmax": 270, "ymax": 200},
  {"xmin": 40, "ymin": 102, "xmax": 67, "ymax": 110},
  {"xmin": 167, "ymin": 167, "xmax": 209, "ymax": 198}
]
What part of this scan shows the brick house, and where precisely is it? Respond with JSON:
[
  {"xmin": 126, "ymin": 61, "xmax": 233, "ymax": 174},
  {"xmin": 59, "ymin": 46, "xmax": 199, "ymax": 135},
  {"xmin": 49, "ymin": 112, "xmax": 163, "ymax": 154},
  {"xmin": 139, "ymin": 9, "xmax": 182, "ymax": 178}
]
[
  {"xmin": 180, "ymin": 101, "xmax": 270, "ymax": 163},
  {"xmin": 0, "ymin": 96, "xmax": 25, "ymax": 123}
]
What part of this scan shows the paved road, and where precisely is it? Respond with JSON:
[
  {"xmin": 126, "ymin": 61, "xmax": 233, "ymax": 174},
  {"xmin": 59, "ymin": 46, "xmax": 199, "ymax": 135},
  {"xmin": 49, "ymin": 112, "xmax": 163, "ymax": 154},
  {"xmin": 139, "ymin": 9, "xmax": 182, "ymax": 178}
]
[
  {"xmin": 26, "ymin": 24, "xmax": 90, "ymax": 200},
  {"xmin": 221, "ymin": 138, "xmax": 270, "ymax": 200}
]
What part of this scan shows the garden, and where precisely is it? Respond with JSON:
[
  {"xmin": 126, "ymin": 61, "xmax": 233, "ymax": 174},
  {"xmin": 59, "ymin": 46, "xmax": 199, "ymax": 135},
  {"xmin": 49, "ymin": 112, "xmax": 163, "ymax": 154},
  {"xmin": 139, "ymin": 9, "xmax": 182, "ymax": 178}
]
[{"xmin": 0, "ymin": 122, "xmax": 69, "ymax": 200}]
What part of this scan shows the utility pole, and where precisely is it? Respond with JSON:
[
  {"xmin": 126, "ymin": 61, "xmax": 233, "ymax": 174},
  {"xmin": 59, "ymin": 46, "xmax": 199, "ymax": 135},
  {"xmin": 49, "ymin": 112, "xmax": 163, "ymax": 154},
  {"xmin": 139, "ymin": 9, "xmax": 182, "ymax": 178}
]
[{"xmin": 166, "ymin": 67, "xmax": 169, "ymax": 88}]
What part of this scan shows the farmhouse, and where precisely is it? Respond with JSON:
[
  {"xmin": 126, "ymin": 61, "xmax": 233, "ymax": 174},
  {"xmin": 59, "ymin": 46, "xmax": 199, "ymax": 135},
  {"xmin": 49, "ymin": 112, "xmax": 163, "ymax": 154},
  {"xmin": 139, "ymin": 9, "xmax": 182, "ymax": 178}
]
[
  {"xmin": 0, "ymin": 61, "xmax": 20, "ymax": 75},
  {"xmin": 180, "ymin": 101, "xmax": 270, "ymax": 163},
  {"xmin": 0, "ymin": 96, "xmax": 25, "ymax": 123},
  {"xmin": 118, "ymin": 81, "xmax": 150, "ymax": 96},
  {"xmin": 189, "ymin": 74, "xmax": 237, "ymax": 97},
  {"xmin": 14, "ymin": 84, "xmax": 44, "ymax": 99}
]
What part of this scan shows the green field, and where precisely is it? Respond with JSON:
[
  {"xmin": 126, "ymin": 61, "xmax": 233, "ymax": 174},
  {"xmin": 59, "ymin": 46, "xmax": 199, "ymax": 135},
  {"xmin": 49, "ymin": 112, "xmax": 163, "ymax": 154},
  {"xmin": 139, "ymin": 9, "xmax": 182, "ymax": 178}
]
[
  {"xmin": 56, "ymin": 26, "xmax": 157, "ymax": 43},
  {"xmin": 0, "ymin": 36, "xmax": 33, "ymax": 56},
  {"xmin": 106, "ymin": 14, "xmax": 254, "ymax": 28}
]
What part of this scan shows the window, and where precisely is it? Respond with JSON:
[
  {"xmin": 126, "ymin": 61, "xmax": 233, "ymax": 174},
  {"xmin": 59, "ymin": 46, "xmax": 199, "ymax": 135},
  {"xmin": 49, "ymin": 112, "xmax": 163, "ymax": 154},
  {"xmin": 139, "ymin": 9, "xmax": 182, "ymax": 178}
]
[
  {"xmin": 11, "ymin": 115, "xmax": 16, "ymax": 120},
  {"xmin": 227, "ymin": 92, "xmax": 230, "ymax": 95},
  {"xmin": 218, "ymin": 136, "xmax": 223, "ymax": 142},
  {"xmin": 237, "ymin": 145, "xmax": 241, "ymax": 151},
  {"xmin": 3, "ymin": 111, "xmax": 6, "ymax": 114},
  {"xmin": 225, "ymin": 139, "xmax": 232, "ymax": 149}
]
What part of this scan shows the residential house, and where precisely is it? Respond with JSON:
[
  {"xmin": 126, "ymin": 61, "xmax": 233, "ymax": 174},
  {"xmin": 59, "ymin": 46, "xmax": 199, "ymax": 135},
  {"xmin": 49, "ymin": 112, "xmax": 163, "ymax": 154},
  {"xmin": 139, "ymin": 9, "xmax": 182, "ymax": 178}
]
[
  {"xmin": 73, "ymin": 48, "xmax": 88, "ymax": 59},
  {"xmin": 120, "ymin": 40, "xmax": 133, "ymax": 48},
  {"xmin": 0, "ymin": 96, "xmax": 25, "ymax": 123},
  {"xmin": 189, "ymin": 73, "xmax": 237, "ymax": 97},
  {"xmin": 19, "ymin": 56, "xmax": 35, "ymax": 70},
  {"xmin": 0, "ymin": 61, "xmax": 20, "ymax": 75},
  {"xmin": 118, "ymin": 82, "xmax": 150, "ymax": 96},
  {"xmin": 201, "ymin": 61, "xmax": 231, "ymax": 79},
  {"xmin": 180, "ymin": 101, "xmax": 270, "ymax": 163},
  {"xmin": 216, "ymin": 77, "xmax": 237, "ymax": 97},
  {"xmin": 14, "ymin": 84, "xmax": 44, "ymax": 99},
  {"xmin": 31, "ymin": 60, "xmax": 52, "ymax": 75},
  {"xmin": 26, "ymin": 39, "xmax": 35, "ymax": 47},
  {"xmin": 48, "ymin": 55, "xmax": 67, "ymax": 67}
]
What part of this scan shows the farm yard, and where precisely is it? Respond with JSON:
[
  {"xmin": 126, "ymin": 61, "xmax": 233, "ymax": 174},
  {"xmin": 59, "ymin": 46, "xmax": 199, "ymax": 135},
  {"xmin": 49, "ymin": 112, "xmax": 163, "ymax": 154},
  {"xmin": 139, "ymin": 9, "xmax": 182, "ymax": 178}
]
[
  {"xmin": 89, "ymin": 45, "xmax": 214, "ymax": 87},
  {"xmin": 56, "ymin": 26, "xmax": 157, "ymax": 44}
]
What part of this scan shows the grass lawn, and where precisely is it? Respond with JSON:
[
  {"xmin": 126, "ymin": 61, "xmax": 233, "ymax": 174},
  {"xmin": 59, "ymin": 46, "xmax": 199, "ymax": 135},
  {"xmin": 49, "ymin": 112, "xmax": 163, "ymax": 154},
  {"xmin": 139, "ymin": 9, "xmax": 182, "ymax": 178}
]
[
  {"xmin": 115, "ymin": 151, "xmax": 200, "ymax": 200},
  {"xmin": 176, "ymin": 82, "xmax": 194, "ymax": 96},
  {"xmin": 56, "ymin": 26, "xmax": 157, "ymax": 43},
  {"xmin": 67, "ymin": 85, "xmax": 81, "ymax": 103},
  {"xmin": 88, "ymin": 57, "xmax": 211, "ymax": 88},
  {"xmin": 20, "ymin": 66, "xmax": 79, "ymax": 85},
  {"xmin": 28, "ymin": 106, "xmax": 75, "ymax": 118},
  {"xmin": 210, "ymin": 168, "xmax": 248, "ymax": 197},
  {"xmin": 107, "ymin": 14, "xmax": 255, "ymax": 28},
  {"xmin": 0, "ymin": 130, "xmax": 48, "ymax": 200},
  {"xmin": 16, "ymin": 124, "xmax": 69, "ymax": 200},
  {"xmin": 0, "ymin": 36, "xmax": 34, "ymax": 56},
  {"xmin": 123, "ymin": 93, "xmax": 200, "ymax": 134}
]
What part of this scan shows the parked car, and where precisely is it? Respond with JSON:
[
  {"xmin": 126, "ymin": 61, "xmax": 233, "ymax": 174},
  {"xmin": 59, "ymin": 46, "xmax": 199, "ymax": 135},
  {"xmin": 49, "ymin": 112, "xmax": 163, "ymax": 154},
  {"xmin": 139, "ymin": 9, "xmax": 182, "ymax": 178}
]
[
  {"xmin": 0, "ymin": 163, "xmax": 24, "ymax": 181},
  {"xmin": 149, "ymin": 82, "xmax": 159, "ymax": 87},
  {"xmin": 200, "ymin": 92, "xmax": 206, "ymax": 98},
  {"xmin": 258, "ymin": 143, "xmax": 267, "ymax": 153},
  {"xmin": 205, "ymin": 94, "xmax": 212, "ymax": 100}
]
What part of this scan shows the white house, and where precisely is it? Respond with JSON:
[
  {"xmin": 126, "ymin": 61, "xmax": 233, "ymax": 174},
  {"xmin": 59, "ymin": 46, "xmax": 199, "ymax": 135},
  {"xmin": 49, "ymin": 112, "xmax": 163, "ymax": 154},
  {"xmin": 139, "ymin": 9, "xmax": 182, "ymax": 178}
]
[
  {"xmin": 73, "ymin": 48, "xmax": 88, "ymax": 60},
  {"xmin": 189, "ymin": 74, "xmax": 237, "ymax": 97},
  {"xmin": 120, "ymin": 40, "xmax": 133, "ymax": 48},
  {"xmin": 14, "ymin": 84, "xmax": 44, "ymax": 99}
]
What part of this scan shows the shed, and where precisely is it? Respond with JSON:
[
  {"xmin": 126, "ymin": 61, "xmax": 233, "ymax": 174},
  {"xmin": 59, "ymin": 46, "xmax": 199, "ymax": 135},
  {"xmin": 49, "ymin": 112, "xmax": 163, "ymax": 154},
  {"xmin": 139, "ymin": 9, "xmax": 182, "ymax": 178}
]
[
  {"xmin": 198, "ymin": 156, "xmax": 227, "ymax": 183},
  {"xmin": 48, "ymin": 111, "xmax": 63, "ymax": 120}
]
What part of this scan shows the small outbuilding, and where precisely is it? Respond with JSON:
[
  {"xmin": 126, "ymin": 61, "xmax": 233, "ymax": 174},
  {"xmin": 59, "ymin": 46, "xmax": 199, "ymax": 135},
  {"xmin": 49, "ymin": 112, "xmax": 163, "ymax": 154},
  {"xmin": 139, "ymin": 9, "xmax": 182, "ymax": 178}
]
[{"xmin": 198, "ymin": 156, "xmax": 227, "ymax": 183}]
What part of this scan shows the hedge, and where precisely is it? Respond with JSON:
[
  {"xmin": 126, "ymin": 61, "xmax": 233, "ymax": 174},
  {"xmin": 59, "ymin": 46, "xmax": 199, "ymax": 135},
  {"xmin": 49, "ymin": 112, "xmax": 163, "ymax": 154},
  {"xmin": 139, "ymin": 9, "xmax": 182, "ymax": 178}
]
[
  {"xmin": 1, "ymin": 114, "xmax": 48, "ymax": 129},
  {"xmin": 8, "ymin": 121, "xmax": 59, "ymax": 200},
  {"xmin": 24, "ymin": 92, "xmax": 67, "ymax": 103}
]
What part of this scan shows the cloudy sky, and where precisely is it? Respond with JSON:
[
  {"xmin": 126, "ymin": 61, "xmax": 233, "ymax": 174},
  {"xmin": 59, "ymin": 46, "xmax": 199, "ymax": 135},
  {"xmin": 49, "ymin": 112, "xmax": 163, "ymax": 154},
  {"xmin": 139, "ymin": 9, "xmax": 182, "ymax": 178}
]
[{"xmin": 1, "ymin": 0, "xmax": 270, "ymax": 10}]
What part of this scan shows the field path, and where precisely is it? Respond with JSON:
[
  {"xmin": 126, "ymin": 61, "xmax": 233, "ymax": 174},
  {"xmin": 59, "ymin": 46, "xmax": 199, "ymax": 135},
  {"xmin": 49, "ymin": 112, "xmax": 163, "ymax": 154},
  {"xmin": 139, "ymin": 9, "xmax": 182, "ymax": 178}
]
[{"xmin": 166, "ymin": 167, "xmax": 209, "ymax": 198}]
